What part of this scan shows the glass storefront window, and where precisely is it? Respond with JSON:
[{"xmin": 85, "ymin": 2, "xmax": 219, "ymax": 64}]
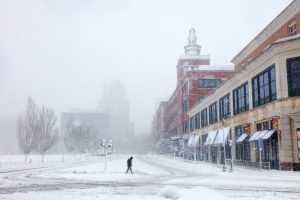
[
  {"xmin": 287, "ymin": 57, "xmax": 300, "ymax": 97},
  {"xmin": 252, "ymin": 64, "xmax": 276, "ymax": 108}
]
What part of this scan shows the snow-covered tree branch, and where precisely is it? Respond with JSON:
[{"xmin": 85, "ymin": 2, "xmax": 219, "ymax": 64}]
[
  {"xmin": 17, "ymin": 97, "xmax": 39, "ymax": 163},
  {"xmin": 36, "ymin": 106, "xmax": 59, "ymax": 162}
]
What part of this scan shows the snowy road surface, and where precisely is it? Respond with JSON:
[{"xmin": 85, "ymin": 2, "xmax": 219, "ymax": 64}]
[{"xmin": 1, "ymin": 154, "xmax": 300, "ymax": 200}]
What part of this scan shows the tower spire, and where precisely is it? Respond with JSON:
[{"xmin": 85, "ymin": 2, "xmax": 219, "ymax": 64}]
[
  {"xmin": 188, "ymin": 28, "xmax": 197, "ymax": 45},
  {"xmin": 184, "ymin": 28, "xmax": 201, "ymax": 56}
]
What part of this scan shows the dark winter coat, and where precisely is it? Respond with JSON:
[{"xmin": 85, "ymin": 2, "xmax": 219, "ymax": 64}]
[{"xmin": 127, "ymin": 157, "xmax": 133, "ymax": 167}]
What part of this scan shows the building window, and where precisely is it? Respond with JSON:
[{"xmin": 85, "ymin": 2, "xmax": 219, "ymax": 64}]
[
  {"xmin": 256, "ymin": 119, "xmax": 273, "ymax": 131},
  {"xmin": 287, "ymin": 56, "xmax": 300, "ymax": 97},
  {"xmin": 182, "ymin": 99, "xmax": 188, "ymax": 113},
  {"xmin": 198, "ymin": 79, "xmax": 220, "ymax": 88},
  {"xmin": 170, "ymin": 111, "xmax": 177, "ymax": 124},
  {"xmin": 297, "ymin": 128, "xmax": 300, "ymax": 161},
  {"xmin": 235, "ymin": 125, "xmax": 250, "ymax": 161},
  {"xmin": 195, "ymin": 112, "xmax": 200, "ymax": 130},
  {"xmin": 233, "ymin": 82, "xmax": 249, "ymax": 115},
  {"xmin": 190, "ymin": 116, "xmax": 195, "ymax": 132},
  {"xmin": 171, "ymin": 128, "xmax": 178, "ymax": 137},
  {"xmin": 256, "ymin": 123, "xmax": 262, "ymax": 131},
  {"xmin": 183, "ymin": 120, "xmax": 189, "ymax": 134},
  {"xmin": 252, "ymin": 65, "xmax": 276, "ymax": 108},
  {"xmin": 201, "ymin": 108, "xmax": 208, "ymax": 127},
  {"xmin": 219, "ymin": 93, "xmax": 231, "ymax": 120},
  {"xmin": 182, "ymin": 81, "xmax": 188, "ymax": 93},
  {"xmin": 289, "ymin": 23, "xmax": 297, "ymax": 36},
  {"xmin": 235, "ymin": 126, "xmax": 244, "ymax": 139},
  {"xmin": 197, "ymin": 95, "xmax": 205, "ymax": 102},
  {"xmin": 209, "ymin": 102, "xmax": 218, "ymax": 124},
  {"xmin": 264, "ymin": 140, "xmax": 271, "ymax": 161}
]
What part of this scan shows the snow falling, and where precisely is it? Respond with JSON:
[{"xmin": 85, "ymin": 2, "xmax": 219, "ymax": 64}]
[{"xmin": 1, "ymin": 0, "xmax": 299, "ymax": 200}]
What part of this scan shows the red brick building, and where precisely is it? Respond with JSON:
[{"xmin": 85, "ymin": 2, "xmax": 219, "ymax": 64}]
[{"xmin": 152, "ymin": 29, "xmax": 234, "ymax": 152}]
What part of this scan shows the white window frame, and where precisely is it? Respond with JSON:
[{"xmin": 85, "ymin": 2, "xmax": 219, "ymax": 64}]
[{"xmin": 289, "ymin": 22, "xmax": 297, "ymax": 36}]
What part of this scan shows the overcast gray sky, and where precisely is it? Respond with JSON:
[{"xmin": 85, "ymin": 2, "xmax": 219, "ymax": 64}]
[{"xmin": 0, "ymin": 0, "xmax": 293, "ymax": 134}]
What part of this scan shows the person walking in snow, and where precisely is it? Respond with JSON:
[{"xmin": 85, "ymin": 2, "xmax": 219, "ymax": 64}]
[{"xmin": 126, "ymin": 156, "xmax": 133, "ymax": 174}]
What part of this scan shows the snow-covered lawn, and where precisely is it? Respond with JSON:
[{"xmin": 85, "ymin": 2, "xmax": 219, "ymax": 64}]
[
  {"xmin": 1, "ymin": 154, "xmax": 300, "ymax": 200},
  {"xmin": 35, "ymin": 154, "xmax": 166, "ymax": 182},
  {"xmin": 0, "ymin": 154, "xmax": 96, "ymax": 172}
]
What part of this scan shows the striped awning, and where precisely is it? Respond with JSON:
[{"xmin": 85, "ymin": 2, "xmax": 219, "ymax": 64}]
[
  {"xmin": 213, "ymin": 127, "xmax": 230, "ymax": 145},
  {"xmin": 236, "ymin": 133, "xmax": 248, "ymax": 143},
  {"xmin": 187, "ymin": 137, "xmax": 193, "ymax": 147},
  {"xmin": 262, "ymin": 130, "xmax": 276, "ymax": 140},
  {"xmin": 204, "ymin": 130, "xmax": 218, "ymax": 146},
  {"xmin": 190, "ymin": 135, "xmax": 200, "ymax": 148},
  {"xmin": 249, "ymin": 131, "xmax": 261, "ymax": 141}
]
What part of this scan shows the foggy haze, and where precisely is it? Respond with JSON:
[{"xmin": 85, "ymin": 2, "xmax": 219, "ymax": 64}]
[{"xmin": 0, "ymin": 0, "xmax": 292, "ymax": 136}]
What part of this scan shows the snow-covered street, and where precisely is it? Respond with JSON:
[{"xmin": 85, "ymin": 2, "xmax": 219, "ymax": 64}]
[{"xmin": 1, "ymin": 154, "xmax": 300, "ymax": 200}]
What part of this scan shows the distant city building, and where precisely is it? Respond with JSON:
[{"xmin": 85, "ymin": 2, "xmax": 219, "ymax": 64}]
[
  {"xmin": 188, "ymin": 0, "xmax": 300, "ymax": 170},
  {"xmin": 61, "ymin": 109, "xmax": 109, "ymax": 141},
  {"xmin": 151, "ymin": 102, "xmax": 170, "ymax": 153},
  {"xmin": 152, "ymin": 28, "xmax": 234, "ymax": 152},
  {"xmin": 100, "ymin": 81, "xmax": 135, "ymax": 151}
]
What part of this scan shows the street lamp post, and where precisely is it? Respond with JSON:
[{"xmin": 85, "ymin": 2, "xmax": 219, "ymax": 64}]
[
  {"xmin": 229, "ymin": 139, "xmax": 233, "ymax": 172},
  {"xmin": 181, "ymin": 138, "xmax": 185, "ymax": 162},
  {"xmin": 222, "ymin": 118, "xmax": 226, "ymax": 172},
  {"xmin": 183, "ymin": 139, "xmax": 185, "ymax": 161},
  {"xmin": 100, "ymin": 139, "xmax": 113, "ymax": 172},
  {"xmin": 193, "ymin": 133, "xmax": 197, "ymax": 164}
]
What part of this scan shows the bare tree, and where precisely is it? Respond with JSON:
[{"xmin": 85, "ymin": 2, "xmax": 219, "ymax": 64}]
[
  {"xmin": 17, "ymin": 97, "xmax": 39, "ymax": 163},
  {"xmin": 36, "ymin": 106, "xmax": 59, "ymax": 162}
]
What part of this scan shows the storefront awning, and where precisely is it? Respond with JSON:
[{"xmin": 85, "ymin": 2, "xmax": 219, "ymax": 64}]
[
  {"xmin": 190, "ymin": 135, "xmax": 200, "ymax": 148},
  {"xmin": 255, "ymin": 130, "xmax": 269, "ymax": 140},
  {"xmin": 262, "ymin": 130, "xmax": 276, "ymax": 140},
  {"xmin": 236, "ymin": 133, "xmax": 248, "ymax": 143},
  {"xmin": 249, "ymin": 130, "xmax": 269, "ymax": 141},
  {"xmin": 187, "ymin": 137, "xmax": 193, "ymax": 148},
  {"xmin": 171, "ymin": 136, "xmax": 181, "ymax": 141},
  {"xmin": 204, "ymin": 130, "xmax": 218, "ymax": 145},
  {"xmin": 213, "ymin": 127, "xmax": 230, "ymax": 145},
  {"xmin": 249, "ymin": 131, "xmax": 261, "ymax": 141}
]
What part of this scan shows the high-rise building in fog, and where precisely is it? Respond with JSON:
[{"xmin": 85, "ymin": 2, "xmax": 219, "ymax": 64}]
[
  {"xmin": 100, "ymin": 81, "xmax": 135, "ymax": 151},
  {"xmin": 61, "ymin": 109, "xmax": 109, "ymax": 139}
]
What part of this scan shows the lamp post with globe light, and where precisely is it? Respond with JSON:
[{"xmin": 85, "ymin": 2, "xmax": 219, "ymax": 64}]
[
  {"xmin": 222, "ymin": 118, "xmax": 226, "ymax": 172},
  {"xmin": 100, "ymin": 139, "xmax": 113, "ymax": 172}
]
